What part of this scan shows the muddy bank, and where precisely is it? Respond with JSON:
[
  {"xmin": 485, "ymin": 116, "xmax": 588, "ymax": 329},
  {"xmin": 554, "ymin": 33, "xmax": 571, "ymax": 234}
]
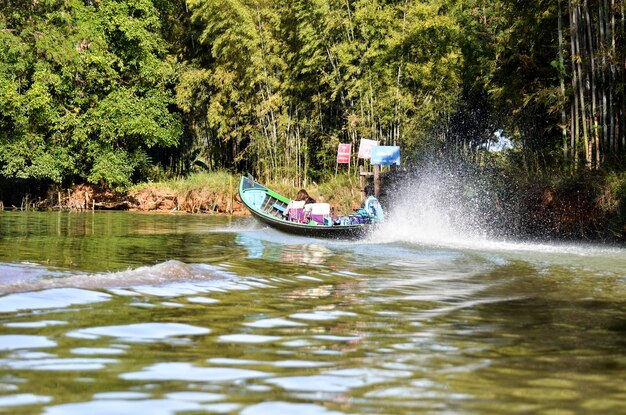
[
  {"xmin": 9, "ymin": 184, "xmax": 248, "ymax": 215},
  {"xmin": 520, "ymin": 175, "xmax": 626, "ymax": 241},
  {"xmin": 129, "ymin": 186, "xmax": 247, "ymax": 215}
]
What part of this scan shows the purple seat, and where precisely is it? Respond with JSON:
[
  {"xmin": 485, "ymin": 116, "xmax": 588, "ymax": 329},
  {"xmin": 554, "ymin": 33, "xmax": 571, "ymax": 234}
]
[{"xmin": 286, "ymin": 201, "xmax": 307, "ymax": 222}]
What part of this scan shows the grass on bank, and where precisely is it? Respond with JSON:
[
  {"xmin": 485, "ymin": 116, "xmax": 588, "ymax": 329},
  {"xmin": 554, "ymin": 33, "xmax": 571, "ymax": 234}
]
[{"xmin": 131, "ymin": 171, "xmax": 364, "ymax": 215}]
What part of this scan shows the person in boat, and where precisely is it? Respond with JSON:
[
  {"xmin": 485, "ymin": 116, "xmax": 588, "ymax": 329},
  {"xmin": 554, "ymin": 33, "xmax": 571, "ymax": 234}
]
[{"xmin": 295, "ymin": 189, "xmax": 316, "ymax": 204}]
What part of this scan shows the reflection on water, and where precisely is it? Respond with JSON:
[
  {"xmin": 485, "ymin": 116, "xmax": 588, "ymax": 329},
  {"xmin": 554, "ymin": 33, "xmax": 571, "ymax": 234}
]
[
  {"xmin": 0, "ymin": 212, "xmax": 625, "ymax": 414},
  {"xmin": 0, "ymin": 288, "xmax": 111, "ymax": 312},
  {"xmin": 235, "ymin": 232, "xmax": 333, "ymax": 266},
  {"xmin": 67, "ymin": 322, "xmax": 210, "ymax": 342}
]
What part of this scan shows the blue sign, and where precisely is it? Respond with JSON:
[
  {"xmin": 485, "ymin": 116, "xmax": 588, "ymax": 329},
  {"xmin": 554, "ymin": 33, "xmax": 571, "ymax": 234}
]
[{"xmin": 370, "ymin": 146, "xmax": 400, "ymax": 165}]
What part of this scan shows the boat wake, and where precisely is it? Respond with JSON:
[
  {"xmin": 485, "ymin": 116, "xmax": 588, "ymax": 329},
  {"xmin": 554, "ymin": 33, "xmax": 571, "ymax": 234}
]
[{"xmin": 0, "ymin": 260, "xmax": 235, "ymax": 295}]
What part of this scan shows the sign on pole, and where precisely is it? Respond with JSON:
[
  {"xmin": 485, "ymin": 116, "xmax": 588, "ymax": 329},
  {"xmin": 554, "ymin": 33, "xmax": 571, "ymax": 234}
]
[
  {"xmin": 337, "ymin": 143, "xmax": 351, "ymax": 164},
  {"xmin": 358, "ymin": 139, "xmax": 379, "ymax": 159},
  {"xmin": 371, "ymin": 146, "xmax": 400, "ymax": 165}
]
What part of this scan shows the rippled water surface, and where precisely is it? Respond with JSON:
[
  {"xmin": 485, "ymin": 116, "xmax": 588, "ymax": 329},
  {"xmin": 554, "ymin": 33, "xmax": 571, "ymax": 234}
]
[{"xmin": 0, "ymin": 211, "xmax": 625, "ymax": 414}]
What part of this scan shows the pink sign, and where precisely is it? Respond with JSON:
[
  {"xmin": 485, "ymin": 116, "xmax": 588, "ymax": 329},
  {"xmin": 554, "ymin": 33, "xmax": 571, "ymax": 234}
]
[
  {"xmin": 337, "ymin": 144, "xmax": 351, "ymax": 164},
  {"xmin": 358, "ymin": 139, "xmax": 379, "ymax": 159}
]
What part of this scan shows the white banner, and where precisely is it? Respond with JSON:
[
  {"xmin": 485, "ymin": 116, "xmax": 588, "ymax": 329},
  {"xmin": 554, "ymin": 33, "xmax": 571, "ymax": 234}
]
[{"xmin": 358, "ymin": 139, "xmax": 379, "ymax": 159}]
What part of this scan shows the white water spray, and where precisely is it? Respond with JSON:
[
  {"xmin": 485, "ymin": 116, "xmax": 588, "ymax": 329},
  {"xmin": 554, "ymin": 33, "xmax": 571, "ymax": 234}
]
[
  {"xmin": 368, "ymin": 167, "xmax": 625, "ymax": 258},
  {"xmin": 373, "ymin": 168, "xmax": 491, "ymax": 246}
]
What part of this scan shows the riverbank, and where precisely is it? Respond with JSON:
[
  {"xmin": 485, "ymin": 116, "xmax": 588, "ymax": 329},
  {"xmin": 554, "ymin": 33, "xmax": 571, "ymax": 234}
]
[
  {"xmin": 519, "ymin": 171, "xmax": 626, "ymax": 241},
  {"xmin": 9, "ymin": 172, "xmax": 365, "ymax": 218},
  {"xmin": 2, "ymin": 169, "xmax": 624, "ymax": 242}
]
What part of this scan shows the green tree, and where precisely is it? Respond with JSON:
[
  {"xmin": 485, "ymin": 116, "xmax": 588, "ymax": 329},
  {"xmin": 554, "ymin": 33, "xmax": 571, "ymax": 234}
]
[{"xmin": 0, "ymin": 0, "xmax": 182, "ymax": 189}]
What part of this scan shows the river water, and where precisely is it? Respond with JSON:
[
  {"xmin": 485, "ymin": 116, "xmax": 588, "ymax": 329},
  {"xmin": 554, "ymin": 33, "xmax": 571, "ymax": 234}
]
[{"xmin": 0, "ymin": 211, "xmax": 625, "ymax": 414}]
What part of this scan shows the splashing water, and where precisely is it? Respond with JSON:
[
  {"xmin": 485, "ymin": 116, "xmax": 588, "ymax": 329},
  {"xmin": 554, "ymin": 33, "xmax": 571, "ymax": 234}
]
[
  {"xmin": 373, "ymin": 168, "xmax": 493, "ymax": 245},
  {"xmin": 369, "ymin": 167, "xmax": 624, "ymax": 257}
]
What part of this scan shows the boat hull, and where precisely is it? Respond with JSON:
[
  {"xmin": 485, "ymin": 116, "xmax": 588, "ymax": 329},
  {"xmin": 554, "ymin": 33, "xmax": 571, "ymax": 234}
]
[{"xmin": 239, "ymin": 177, "xmax": 373, "ymax": 239}]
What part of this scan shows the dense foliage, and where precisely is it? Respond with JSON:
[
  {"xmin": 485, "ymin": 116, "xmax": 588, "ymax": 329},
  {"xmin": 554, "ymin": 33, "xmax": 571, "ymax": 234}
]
[
  {"xmin": 0, "ymin": 0, "xmax": 625, "ymax": 191},
  {"xmin": 0, "ymin": 0, "xmax": 183, "ymax": 189}
]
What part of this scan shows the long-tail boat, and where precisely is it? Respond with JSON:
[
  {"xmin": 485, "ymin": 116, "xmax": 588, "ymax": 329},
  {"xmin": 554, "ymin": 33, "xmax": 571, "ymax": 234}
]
[{"xmin": 238, "ymin": 176, "xmax": 384, "ymax": 239}]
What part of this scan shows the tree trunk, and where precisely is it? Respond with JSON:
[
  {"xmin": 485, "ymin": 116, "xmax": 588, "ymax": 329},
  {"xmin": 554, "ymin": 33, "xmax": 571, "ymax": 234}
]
[
  {"xmin": 617, "ymin": 0, "xmax": 626, "ymax": 160},
  {"xmin": 573, "ymin": 4, "xmax": 591, "ymax": 168},
  {"xmin": 583, "ymin": 0, "xmax": 600, "ymax": 168},
  {"xmin": 599, "ymin": 0, "xmax": 609, "ymax": 160},
  {"xmin": 558, "ymin": 0, "xmax": 569, "ymax": 166},
  {"xmin": 607, "ymin": 1, "xmax": 614, "ymax": 157}
]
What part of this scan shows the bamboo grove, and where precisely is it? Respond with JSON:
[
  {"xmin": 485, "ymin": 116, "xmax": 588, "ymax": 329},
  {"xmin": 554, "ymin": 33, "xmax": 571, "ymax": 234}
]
[
  {"xmin": 563, "ymin": 0, "xmax": 625, "ymax": 170},
  {"xmin": 0, "ymin": 0, "xmax": 625, "ymax": 190}
]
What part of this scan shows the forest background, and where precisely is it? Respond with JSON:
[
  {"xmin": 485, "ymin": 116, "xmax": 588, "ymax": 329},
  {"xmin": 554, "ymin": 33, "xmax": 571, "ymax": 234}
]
[{"xmin": 0, "ymin": 0, "xmax": 625, "ymax": 240}]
